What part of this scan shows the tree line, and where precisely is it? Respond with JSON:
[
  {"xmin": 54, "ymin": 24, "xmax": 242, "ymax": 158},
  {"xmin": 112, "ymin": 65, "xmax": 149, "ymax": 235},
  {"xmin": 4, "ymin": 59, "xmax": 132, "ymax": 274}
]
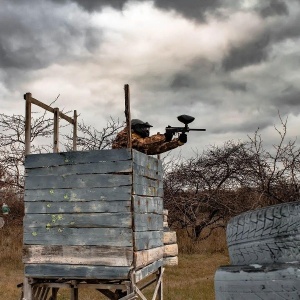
[{"xmin": 1, "ymin": 111, "xmax": 300, "ymax": 237}]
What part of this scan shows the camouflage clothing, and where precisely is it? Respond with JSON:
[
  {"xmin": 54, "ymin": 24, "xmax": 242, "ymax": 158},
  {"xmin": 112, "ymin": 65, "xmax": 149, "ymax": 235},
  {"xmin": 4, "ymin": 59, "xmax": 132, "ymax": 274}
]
[{"xmin": 112, "ymin": 127, "xmax": 184, "ymax": 155}]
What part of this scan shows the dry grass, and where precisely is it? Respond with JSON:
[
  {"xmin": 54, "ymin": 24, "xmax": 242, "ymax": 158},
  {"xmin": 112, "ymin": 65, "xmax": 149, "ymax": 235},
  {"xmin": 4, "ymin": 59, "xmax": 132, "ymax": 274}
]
[
  {"xmin": 0, "ymin": 225, "xmax": 24, "ymax": 299},
  {"xmin": 177, "ymin": 228, "xmax": 228, "ymax": 255},
  {"xmin": 0, "ymin": 225, "xmax": 229, "ymax": 299}
]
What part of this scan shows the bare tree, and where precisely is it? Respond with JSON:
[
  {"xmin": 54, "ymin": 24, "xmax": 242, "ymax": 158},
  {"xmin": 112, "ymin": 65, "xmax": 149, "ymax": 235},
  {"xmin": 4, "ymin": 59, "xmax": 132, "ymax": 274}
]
[
  {"xmin": 163, "ymin": 140, "xmax": 256, "ymax": 240},
  {"xmin": 164, "ymin": 115, "xmax": 300, "ymax": 241},
  {"xmin": 0, "ymin": 112, "xmax": 54, "ymax": 191},
  {"xmin": 0, "ymin": 111, "xmax": 124, "ymax": 193},
  {"xmin": 246, "ymin": 115, "xmax": 300, "ymax": 205},
  {"xmin": 64, "ymin": 117, "xmax": 124, "ymax": 151}
]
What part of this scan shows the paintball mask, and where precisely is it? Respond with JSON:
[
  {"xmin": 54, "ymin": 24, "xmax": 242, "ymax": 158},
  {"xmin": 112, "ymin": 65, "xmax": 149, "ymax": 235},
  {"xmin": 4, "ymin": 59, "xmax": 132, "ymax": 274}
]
[{"xmin": 131, "ymin": 119, "xmax": 153, "ymax": 138}]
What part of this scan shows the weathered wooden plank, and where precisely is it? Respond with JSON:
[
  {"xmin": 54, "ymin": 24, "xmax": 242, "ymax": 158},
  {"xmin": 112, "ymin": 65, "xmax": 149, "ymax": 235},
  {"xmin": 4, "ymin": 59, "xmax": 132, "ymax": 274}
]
[
  {"xmin": 24, "ymin": 227, "xmax": 133, "ymax": 246},
  {"xmin": 25, "ymin": 174, "xmax": 131, "ymax": 190},
  {"xmin": 134, "ymin": 259, "xmax": 163, "ymax": 282},
  {"xmin": 132, "ymin": 196, "xmax": 163, "ymax": 214},
  {"xmin": 163, "ymin": 231, "xmax": 177, "ymax": 245},
  {"xmin": 24, "ymin": 213, "xmax": 132, "ymax": 228},
  {"xmin": 134, "ymin": 246, "xmax": 164, "ymax": 269},
  {"xmin": 134, "ymin": 231, "xmax": 163, "ymax": 251},
  {"xmin": 25, "ymin": 186, "xmax": 131, "ymax": 202},
  {"xmin": 25, "ymin": 201, "xmax": 132, "ymax": 214},
  {"xmin": 134, "ymin": 213, "xmax": 163, "ymax": 231},
  {"xmin": 23, "ymin": 245, "xmax": 133, "ymax": 266},
  {"xmin": 25, "ymin": 264, "xmax": 132, "ymax": 279},
  {"xmin": 163, "ymin": 256, "xmax": 178, "ymax": 266},
  {"xmin": 25, "ymin": 149, "xmax": 132, "ymax": 169},
  {"xmin": 164, "ymin": 244, "xmax": 178, "ymax": 257},
  {"xmin": 132, "ymin": 150, "xmax": 162, "ymax": 171},
  {"xmin": 26, "ymin": 161, "xmax": 132, "ymax": 177},
  {"xmin": 133, "ymin": 175, "xmax": 163, "ymax": 189},
  {"xmin": 132, "ymin": 184, "xmax": 163, "ymax": 197},
  {"xmin": 133, "ymin": 163, "xmax": 162, "ymax": 180}
]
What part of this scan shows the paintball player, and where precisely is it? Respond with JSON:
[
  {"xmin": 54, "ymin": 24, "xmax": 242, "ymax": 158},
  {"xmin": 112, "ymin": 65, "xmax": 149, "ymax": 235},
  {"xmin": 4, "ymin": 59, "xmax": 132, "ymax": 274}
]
[{"xmin": 112, "ymin": 119, "xmax": 187, "ymax": 155}]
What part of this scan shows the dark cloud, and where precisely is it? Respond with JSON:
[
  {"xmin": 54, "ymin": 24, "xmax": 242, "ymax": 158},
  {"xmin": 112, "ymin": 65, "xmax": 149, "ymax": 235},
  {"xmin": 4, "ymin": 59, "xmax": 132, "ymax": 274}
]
[
  {"xmin": 50, "ymin": 0, "xmax": 127, "ymax": 11},
  {"xmin": 209, "ymin": 115, "xmax": 272, "ymax": 134},
  {"xmin": 223, "ymin": 81, "xmax": 247, "ymax": 92},
  {"xmin": 170, "ymin": 73, "xmax": 195, "ymax": 90},
  {"xmin": 222, "ymin": 34, "xmax": 270, "ymax": 72},
  {"xmin": 50, "ymin": 0, "xmax": 222, "ymax": 21},
  {"xmin": 271, "ymin": 17, "xmax": 300, "ymax": 42},
  {"xmin": 170, "ymin": 59, "xmax": 217, "ymax": 88},
  {"xmin": 154, "ymin": 0, "xmax": 221, "ymax": 21},
  {"xmin": 0, "ymin": 1, "xmax": 102, "ymax": 72},
  {"xmin": 259, "ymin": 0, "xmax": 289, "ymax": 17},
  {"xmin": 276, "ymin": 85, "xmax": 300, "ymax": 107}
]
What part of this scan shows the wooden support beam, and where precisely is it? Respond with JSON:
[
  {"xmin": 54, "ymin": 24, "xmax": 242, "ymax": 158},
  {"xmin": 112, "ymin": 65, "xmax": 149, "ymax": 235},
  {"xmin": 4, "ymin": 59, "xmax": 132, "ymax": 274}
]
[
  {"xmin": 24, "ymin": 93, "xmax": 32, "ymax": 155},
  {"xmin": 70, "ymin": 288, "xmax": 79, "ymax": 300},
  {"xmin": 134, "ymin": 286, "xmax": 148, "ymax": 300},
  {"xmin": 24, "ymin": 92, "xmax": 78, "ymax": 154},
  {"xmin": 73, "ymin": 110, "xmax": 77, "ymax": 151},
  {"xmin": 53, "ymin": 108, "xmax": 59, "ymax": 153},
  {"xmin": 138, "ymin": 276, "xmax": 156, "ymax": 291},
  {"xmin": 155, "ymin": 267, "xmax": 164, "ymax": 300},
  {"xmin": 51, "ymin": 288, "xmax": 59, "ymax": 300},
  {"xmin": 30, "ymin": 96, "xmax": 74, "ymax": 124},
  {"xmin": 124, "ymin": 84, "xmax": 132, "ymax": 149},
  {"xmin": 119, "ymin": 292, "xmax": 138, "ymax": 300},
  {"xmin": 70, "ymin": 280, "xmax": 79, "ymax": 300},
  {"xmin": 23, "ymin": 277, "xmax": 33, "ymax": 300}
]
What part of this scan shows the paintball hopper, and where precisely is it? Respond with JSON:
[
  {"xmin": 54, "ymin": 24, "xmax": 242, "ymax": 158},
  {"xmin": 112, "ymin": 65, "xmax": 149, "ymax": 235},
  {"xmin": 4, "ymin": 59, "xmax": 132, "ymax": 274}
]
[{"xmin": 177, "ymin": 115, "xmax": 195, "ymax": 125}]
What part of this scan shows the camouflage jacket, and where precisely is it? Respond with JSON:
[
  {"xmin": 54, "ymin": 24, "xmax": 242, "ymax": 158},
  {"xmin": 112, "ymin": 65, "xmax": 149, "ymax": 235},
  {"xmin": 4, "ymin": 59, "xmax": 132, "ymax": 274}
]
[{"xmin": 112, "ymin": 127, "xmax": 184, "ymax": 155}]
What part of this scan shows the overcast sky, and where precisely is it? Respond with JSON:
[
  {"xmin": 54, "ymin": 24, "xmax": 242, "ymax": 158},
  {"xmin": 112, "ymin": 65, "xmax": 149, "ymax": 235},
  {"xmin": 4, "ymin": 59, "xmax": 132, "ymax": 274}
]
[{"xmin": 1, "ymin": 0, "xmax": 300, "ymax": 159}]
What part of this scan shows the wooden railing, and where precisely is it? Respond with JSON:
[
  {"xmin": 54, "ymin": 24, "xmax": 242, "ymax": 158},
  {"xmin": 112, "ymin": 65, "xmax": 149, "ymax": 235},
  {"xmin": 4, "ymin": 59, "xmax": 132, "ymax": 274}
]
[{"xmin": 24, "ymin": 92, "xmax": 77, "ymax": 155}]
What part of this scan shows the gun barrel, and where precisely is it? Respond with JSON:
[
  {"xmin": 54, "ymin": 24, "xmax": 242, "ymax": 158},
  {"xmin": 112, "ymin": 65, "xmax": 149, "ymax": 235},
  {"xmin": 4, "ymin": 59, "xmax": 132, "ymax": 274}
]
[
  {"xmin": 189, "ymin": 128, "xmax": 206, "ymax": 131},
  {"xmin": 165, "ymin": 126, "xmax": 206, "ymax": 132}
]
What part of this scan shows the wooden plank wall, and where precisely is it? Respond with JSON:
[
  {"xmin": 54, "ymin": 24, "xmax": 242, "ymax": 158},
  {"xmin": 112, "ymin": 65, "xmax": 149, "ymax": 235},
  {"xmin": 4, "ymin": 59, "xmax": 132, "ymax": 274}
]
[
  {"xmin": 132, "ymin": 150, "xmax": 164, "ymax": 278},
  {"xmin": 23, "ymin": 149, "xmax": 165, "ymax": 281},
  {"xmin": 23, "ymin": 149, "xmax": 134, "ymax": 279}
]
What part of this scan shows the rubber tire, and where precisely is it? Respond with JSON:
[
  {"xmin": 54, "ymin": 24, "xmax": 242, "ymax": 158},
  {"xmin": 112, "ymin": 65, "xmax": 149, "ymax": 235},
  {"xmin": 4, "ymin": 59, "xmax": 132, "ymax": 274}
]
[
  {"xmin": 226, "ymin": 201, "xmax": 300, "ymax": 265},
  {"xmin": 215, "ymin": 263, "xmax": 300, "ymax": 299}
]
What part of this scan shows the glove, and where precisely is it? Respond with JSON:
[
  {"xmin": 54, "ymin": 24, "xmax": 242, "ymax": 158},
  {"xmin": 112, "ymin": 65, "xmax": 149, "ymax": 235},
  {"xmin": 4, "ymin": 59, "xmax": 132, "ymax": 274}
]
[
  {"xmin": 164, "ymin": 131, "xmax": 174, "ymax": 142},
  {"xmin": 179, "ymin": 133, "xmax": 187, "ymax": 144}
]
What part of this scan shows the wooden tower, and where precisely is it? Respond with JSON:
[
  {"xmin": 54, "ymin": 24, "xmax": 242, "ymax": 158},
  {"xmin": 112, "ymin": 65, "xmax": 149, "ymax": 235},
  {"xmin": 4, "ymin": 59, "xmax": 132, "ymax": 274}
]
[{"xmin": 21, "ymin": 90, "xmax": 164, "ymax": 300}]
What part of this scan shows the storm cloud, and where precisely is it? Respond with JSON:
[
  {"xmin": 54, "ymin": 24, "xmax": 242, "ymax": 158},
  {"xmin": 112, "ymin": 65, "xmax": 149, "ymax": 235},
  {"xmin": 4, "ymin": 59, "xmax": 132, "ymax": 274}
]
[
  {"xmin": 0, "ymin": 1, "xmax": 102, "ymax": 71},
  {"xmin": 50, "ymin": 0, "xmax": 127, "ymax": 12},
  {"xmin": 50, "ymin": 0, "xmax": 222, "ymax": 21},
  {"xmin": 259, "ymin": 0, "xmax": 289, "ymax": 17},
  {"xmin": 222, "ymin": 34, "xmax": 271, "ymax": 72},
  {"xmin": 1, "ymin": 0, "xmax": 300, "ymax": 159}
]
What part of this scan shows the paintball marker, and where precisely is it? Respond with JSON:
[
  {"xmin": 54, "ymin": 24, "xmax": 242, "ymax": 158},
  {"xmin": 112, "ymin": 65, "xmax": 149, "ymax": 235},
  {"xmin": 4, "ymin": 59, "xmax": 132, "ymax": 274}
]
[{"xmin": 165, "ymin": 115, "xmax": 206, "ymax": 136}]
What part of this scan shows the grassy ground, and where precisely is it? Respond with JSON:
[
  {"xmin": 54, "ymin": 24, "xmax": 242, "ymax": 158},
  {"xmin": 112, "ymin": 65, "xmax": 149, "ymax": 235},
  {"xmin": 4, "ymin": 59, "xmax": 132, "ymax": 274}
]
[{"xmin": 0, "ymin": 226, "xmax": 229, "ymax": 299}]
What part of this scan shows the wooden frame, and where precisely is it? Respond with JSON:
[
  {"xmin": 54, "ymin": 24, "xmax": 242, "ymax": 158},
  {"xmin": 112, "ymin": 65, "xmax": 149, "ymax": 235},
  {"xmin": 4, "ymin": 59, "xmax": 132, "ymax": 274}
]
[
  {"xmin": 124, "ymin": 84, "xmax": 132, "ymax": 149},
  {"xmin": 21, "ymin": 267, "xmax": 164, "ymax": 300},
  {"xmin": 24, "ymin": 92, "xmax": 77, "ymax": 155},
  {"xmin": 21, "ymin": 87, "xmax": 165, "ymax": 300}
]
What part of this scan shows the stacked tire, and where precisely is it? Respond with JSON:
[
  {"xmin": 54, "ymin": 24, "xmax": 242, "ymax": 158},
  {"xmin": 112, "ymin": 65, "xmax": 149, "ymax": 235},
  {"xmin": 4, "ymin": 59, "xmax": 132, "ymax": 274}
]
[{"xmin": 214, "ymin": 201, "xmax": 300, "ymax": 299}]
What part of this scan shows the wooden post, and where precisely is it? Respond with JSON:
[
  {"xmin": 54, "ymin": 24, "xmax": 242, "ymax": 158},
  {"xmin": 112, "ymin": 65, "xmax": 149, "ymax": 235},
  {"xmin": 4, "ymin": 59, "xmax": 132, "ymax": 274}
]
[
  {"xmin": 70, "ymin": 281, "xmax": 79, "ymax": 300},
  {"xmin": 124, "ymin": 84, "xmax": 132, "ymax": 149},
  {"xmin": 70, "ymin": 288, "xmax": 79, "ymax": 300},
  {"xmin": 157, "ymin": 267, "xmax": 164, "ymax": 300},
  {"xmin": 23, "ymin": 277, "xmax": 33, "ymax": 300},
  {"xmin": 157, "ymin": 132, "xmax": 161, "ymax": 160},
  {"xmin": 51, "ymin": 288, "xmax": 59, "ymax": 300},
  {"xmin": 53, "ymin": 108, "xmax": 59, "ymax": 153},
  {"xmin": 24, "ymin": 93, "xmax": 32, "ymax": 155},
  {"xmin": 73, "ymin": 110, "xmax": 77, "ymax": 151}
]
